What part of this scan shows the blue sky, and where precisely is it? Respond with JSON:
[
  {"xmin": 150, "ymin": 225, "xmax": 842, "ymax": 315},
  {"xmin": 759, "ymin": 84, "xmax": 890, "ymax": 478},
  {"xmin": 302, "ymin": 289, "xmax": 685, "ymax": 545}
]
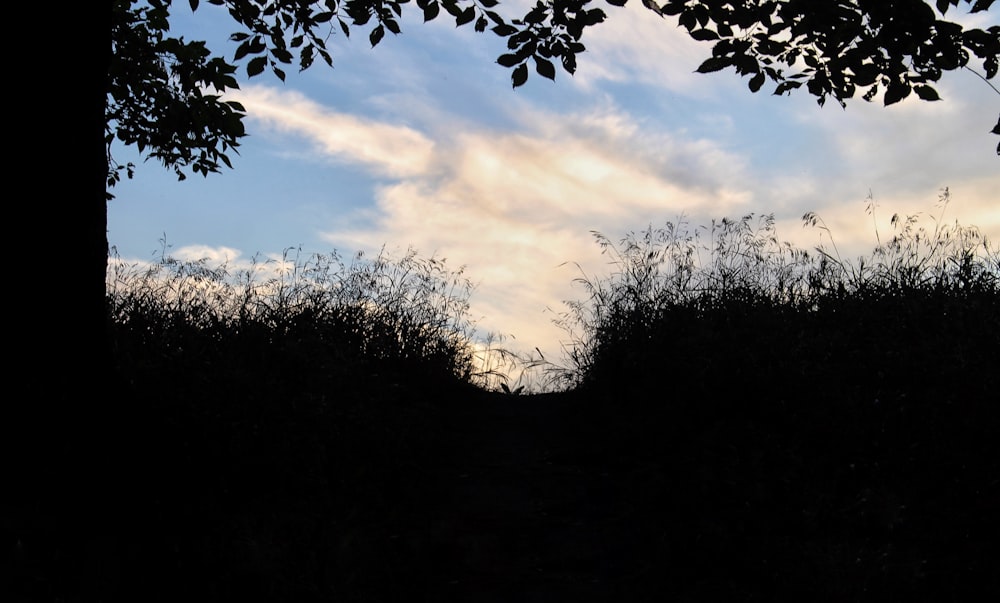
[{"xmin": 109, "ymin": 2, "xmax": 999, "ymax": 376}]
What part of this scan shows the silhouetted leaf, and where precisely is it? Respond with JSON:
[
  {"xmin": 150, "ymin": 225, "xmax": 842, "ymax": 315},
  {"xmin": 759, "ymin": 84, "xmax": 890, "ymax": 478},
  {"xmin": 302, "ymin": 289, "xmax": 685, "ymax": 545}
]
[
  {"xmin": 690, "ymin": 28, "xmax": 719, "ymax": 41},
  {"xmin": 247, "ymin": 56, "xmax": 266, "ymax": 77},
  {"xmin": 662, "ymin": 1, "xmax": 685, "ymax": 16},
  {"xmin": 991, "ymin": 113, "xmax": 1000, "ymax": 135},
  {"xmin": 273, "ymin": 66, "xmax": 285, "ymax": 81},
  {"xmin": 475, "ymin": 16, "xmax": 488, "ymax": 32},
  {"xmin": 678, "ymin": 10, "xmax": 696, "ymax": 30},
  {"xmin": 423, "ymin": 1, "xmax": 439, "ymax": 21},
  {"xmin": 370, "ymin": 24, "xmax": 385, "ymax": 47},
  {"xmin": 562, "ymin": 52, "xmax": 577, "ymax": 74},
  {"xmin": 774, "ymin": 80, "xmax": 802, "ymax": 95},
  {"xmin": 492, "ymin": 24, "xmax": 517, "ymax": 36},
  {"xmin": 270, "ymin": 47, "xmax": 293, "ymax": 64},
  {"xmin": 884, "ymin": 79, "xmax": 910, "ymax": 105},
  {"xmin": 497, "ymin": 53, "xmax": 520, "ymax": 67},
  {"xmin": 696, "ymin": 56, "xmax": 731, "ymax": 73},
  {"xmin": 512, "ymin": 63, "xmax": 528, "ymax": 88},
  {"xmin": 606, "ymin": 0, "xmax": 627, "ymax": 6},
  {"xmin": 913, "ymin": 85, "xmax": 941, "ymax": 100},
  {"xmin": 525, "ymin": 7, "xmax": 548, "ymax": 24},
  {"xmin": 535, "ymin": 56, "xmax": 555, "ymax": 80},
  {"xmin": 585, "ymin": 9, "xmax": 607, "ymax": 26},
  {"xmin": 749, "ymin": 71, "xmax": 766, "ymax": 92},
  {"xmin": 189, "ymin": 0, "xmax": 199, "ymax": 11},
  {"xmin": 234, "ymin": 40, "xmax": 253, "ymax": 61},
  {"xmin": 456, "ymin": 6, "xmax": 475, "ymax": 27}
]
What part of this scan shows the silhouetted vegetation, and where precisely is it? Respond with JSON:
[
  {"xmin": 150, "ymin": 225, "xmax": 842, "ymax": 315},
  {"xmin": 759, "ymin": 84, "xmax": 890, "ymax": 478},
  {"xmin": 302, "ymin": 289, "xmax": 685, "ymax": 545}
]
[
  {"xmin": 552, "ymin": 190, "xmax": 1000, "ymax": 600},
  {"xmin": 12, "ymin": 194, "xmax": 997, "ymax": 601}
]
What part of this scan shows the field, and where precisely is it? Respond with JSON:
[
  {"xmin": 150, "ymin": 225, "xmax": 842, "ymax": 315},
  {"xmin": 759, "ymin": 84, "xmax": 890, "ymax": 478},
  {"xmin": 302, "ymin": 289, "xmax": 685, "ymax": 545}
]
[{"xmin": 9, "ymin": 195, "xmax": 999, "ymax": 601}]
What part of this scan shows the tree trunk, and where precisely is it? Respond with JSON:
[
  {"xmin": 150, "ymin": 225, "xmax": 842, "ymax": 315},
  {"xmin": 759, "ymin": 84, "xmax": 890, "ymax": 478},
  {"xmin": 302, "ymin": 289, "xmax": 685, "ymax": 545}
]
[{"xmin": 5, "ymin": 5, "xmax": 121, "ymax": 599}]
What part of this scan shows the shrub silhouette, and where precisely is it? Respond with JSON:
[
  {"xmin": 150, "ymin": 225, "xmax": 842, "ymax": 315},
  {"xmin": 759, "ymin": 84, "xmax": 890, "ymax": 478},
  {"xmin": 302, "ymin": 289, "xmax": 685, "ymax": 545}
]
[{"xmin": 14, "ymin": 192, "xmax": 996, "ymax": 602}]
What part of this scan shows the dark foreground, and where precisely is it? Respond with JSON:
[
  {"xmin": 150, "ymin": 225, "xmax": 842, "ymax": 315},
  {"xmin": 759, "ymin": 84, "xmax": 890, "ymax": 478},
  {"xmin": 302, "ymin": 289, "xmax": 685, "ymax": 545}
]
[{"xmin": 6, "ymin": 379, "xmax": 999, "ymax": 602}]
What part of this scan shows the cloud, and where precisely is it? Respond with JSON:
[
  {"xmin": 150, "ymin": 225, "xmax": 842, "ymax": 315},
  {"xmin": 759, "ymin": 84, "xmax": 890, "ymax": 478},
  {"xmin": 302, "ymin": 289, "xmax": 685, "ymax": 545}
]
[
  {"xmin": 307, "ymin": 98, "xmax": 759, "ymax": 365},
  {"xmin": 231, "ymin": 85, "xmax": 436, "ymax": 178},
  {"xmin": 571, "ymin": 2, "xmax": 723, "ymax": 96}
]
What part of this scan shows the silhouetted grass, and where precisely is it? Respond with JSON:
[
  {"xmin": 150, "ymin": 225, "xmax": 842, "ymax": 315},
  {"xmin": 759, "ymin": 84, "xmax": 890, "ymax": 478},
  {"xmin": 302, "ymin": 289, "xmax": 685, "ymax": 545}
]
[
  {"xmin": 552, "ymin": 190, "xmax": 1000, "ymax": 600},
  {"xmin": 18, "ymin": 192, "xmax": 996, "ymax": 601},
  {"xmin": 558, "ymin": 190, "xmax": 998, "ymax": 397},
  {"xmin": 97, "ymin": 244, "xmax": 496, "ymax": 601}
]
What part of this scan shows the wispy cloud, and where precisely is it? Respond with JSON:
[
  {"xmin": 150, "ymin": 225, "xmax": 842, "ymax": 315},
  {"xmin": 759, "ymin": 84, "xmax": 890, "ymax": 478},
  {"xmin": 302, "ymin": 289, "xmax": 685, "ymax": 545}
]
[
  {"xmin": 571, "ymin": 3, "xmax": 722, "ymax": 96},
  {"xmin": 233, "ymin": 85, "xmax": 435, "ymax": 178}
]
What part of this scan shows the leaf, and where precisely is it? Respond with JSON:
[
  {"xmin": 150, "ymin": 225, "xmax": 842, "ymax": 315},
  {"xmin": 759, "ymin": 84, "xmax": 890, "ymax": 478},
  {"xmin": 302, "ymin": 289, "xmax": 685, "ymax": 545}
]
[
  {"xmin": 562, "ymin": 52, "xmax": 577, "ymax": 74},
  {"xmin": 370, "ymin": 24, "xmax": 385, "ymax": 47},
  {"xmin": 475, "ymin": 16, "xmax": 488, "ymax": 32},
  {"xmin": 773, "ymin": 80, "xmax": 802, "ymax": 95},
  {"xmin": 678, "ymin": 10, "xmax": 696, "ymax": 31},
  {"xmin": 234, "ymin": 40, "xmax": 253, "ymax": 61},
  {"xmin": 535, "ymin": 56, "xmax": 555, "ymax": 80},
  {"xmin": 606, "ymin": 0, "xmax": 627, "ymax": 5},
  {"xmin": 661, "ymin": 1, "xmax": 685, "ymax": 16},
  {"xmin": 512, "ymin": 63, "xmax": 528, "ymax": 88},
  {"xmin": 189, "ymin": 0, "xmax": 199, "ymax": 11},
  {"xmin": 456, "ymin": 6, "xmax": 475, "ymax": 27},
  {"xmin": 696, "ymin": 56, "xmax": 732, "ymax": 73},
  {"xmin": 991, "ymin": 113, "xmax": 1000, "ymax": 135},
  {"xmin": 734, "ymin": 53, "xmax": 759, "ymax": 75},
  {"xmin": 273, "ymin": 66, "xmax": 285, "ymax": 82},
  {"xmin": 690, "ymin": 28, "xmax": 719, "ymax": 42},
  {"xmin": 525, "ymin": 7, "xmax": 548, "ymax": 24},
  {"xmin": 986, "ymin": 54, "xmax": 998, "ymax": 79},
  {"xmin": 585, "ymin": 9, "xmax": 606, "ymax": 26},
  {"xmin": 884, "ymin": 79, "xmax": 911, "ymax": 105},
  {"xmin": 748, "ymin": 71, "xmax": 766, "ymax": 92},
  {"xmin": 247, "ymin": 56, "xmax": 267, "ymax": 77},
  {"xmin": 423, "ymin": 1, "xmax": 439, "ymax": 21},
  {"xmin": 270, "ymin": 47, "xmax": 293, "ymax": 64},
  {"xmin": 496, "ymin": 53, "xmax": 520, "ymax": 67},
  {"xmin": 492, "ymin": 24, "xmax": 517, "ymax": 36},
  {"xmin": 913, "ymin": 85, "xmax": 940, "ymax": 101}
]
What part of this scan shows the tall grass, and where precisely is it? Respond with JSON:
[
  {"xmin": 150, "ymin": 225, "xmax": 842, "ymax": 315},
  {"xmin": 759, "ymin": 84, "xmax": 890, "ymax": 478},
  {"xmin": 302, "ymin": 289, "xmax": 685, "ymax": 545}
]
[
  {"xmin": 108, "ymin": 242, "xmax": 497, "ymax": 396},
  {"xmin": 556, "ymin": 189, "xmax": 999, "ymax": 395},
  {"xmin": 545, "ymin": 191, "xmax": 999, "ymax": 599},
  {"xmin": 104, "ymin": 243, "xmax": 518, "ymax": 601}
]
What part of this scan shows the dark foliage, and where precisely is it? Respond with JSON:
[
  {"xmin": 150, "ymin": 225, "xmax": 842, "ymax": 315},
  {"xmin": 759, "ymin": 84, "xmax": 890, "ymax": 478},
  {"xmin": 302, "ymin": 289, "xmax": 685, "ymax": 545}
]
[{"xmin": 10, "ymin": 198, "xmax": 998, "ymax": 601}]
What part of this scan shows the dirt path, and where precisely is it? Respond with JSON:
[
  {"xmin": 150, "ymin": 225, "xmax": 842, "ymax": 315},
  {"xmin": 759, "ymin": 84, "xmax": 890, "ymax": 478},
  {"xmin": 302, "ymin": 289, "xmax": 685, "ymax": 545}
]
[{"xmin": 400, "ymin": 390, "xmax": 660, "ymax": 601}]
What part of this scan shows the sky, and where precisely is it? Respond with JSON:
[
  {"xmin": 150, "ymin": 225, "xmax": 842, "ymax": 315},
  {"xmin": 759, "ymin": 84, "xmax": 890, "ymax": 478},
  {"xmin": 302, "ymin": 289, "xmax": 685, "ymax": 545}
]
[{"xmin": 109, "ymin": 2, "xmax": 999, "ymax": 384}]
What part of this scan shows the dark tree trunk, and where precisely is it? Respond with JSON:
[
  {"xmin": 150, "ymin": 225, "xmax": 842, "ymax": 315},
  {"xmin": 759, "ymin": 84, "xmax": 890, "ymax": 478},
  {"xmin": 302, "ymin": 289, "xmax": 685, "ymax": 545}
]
[{"xmin": 5, "ymin": 5, "xmax": 122, "ymax": 600}]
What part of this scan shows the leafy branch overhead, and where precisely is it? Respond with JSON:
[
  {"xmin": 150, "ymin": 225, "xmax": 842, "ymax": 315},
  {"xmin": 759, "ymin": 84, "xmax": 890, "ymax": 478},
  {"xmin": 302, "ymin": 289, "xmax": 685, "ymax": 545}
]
[{"xmin": 108, "ymin": 0, "xmax": 1000, "ymax": 194}]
